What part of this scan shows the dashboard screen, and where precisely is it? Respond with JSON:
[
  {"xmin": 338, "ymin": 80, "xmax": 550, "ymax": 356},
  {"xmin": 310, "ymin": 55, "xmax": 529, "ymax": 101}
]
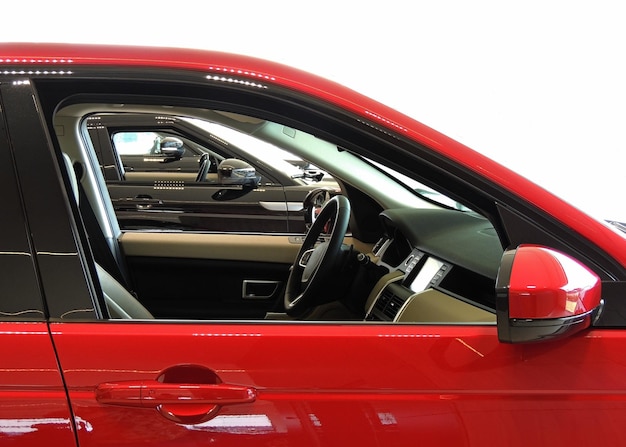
[{"xmin": 409, "ymin": 257, "xmax": 445, "ymax": 292}]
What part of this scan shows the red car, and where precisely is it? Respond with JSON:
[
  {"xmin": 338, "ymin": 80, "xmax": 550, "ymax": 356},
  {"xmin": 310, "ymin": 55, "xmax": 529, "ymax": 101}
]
[{"xmin": 1, "ymin": 43, "xmax": 625, "ymax": 447}]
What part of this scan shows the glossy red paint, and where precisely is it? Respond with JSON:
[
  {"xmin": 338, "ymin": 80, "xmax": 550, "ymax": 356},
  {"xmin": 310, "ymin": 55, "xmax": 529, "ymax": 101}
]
[
  {"xmin": 0, "ymin": 322, "xmax": 76, "ymax": 446},
  {"xmin": 2, "ymin": 43, "xmax": 625, "ymax": 268},
  {"xmin": 508, "ymin": 245, "xmax": 602, "ymax": 319},
  {"xmin": 51, "ymin": 321, "xmax": 626, "ymax": 447}
]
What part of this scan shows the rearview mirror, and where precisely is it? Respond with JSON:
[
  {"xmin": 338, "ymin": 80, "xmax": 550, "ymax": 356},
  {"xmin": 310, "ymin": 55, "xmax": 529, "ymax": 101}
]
[
  {"xmin": 496, "ymin": 245, "xmax": 603, "ymax": 343},
  {"xmin": 159, "ymin": 137, "xmax": 185, "ymax": 161}
]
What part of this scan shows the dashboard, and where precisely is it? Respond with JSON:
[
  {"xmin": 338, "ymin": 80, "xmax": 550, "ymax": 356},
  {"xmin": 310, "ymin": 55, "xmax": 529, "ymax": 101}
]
[{"xmin": 365, "ymin": 208, "xmax": 503, "ymax": 323}]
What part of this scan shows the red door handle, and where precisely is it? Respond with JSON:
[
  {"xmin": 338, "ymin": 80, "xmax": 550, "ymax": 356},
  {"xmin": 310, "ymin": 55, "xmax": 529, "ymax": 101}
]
[{"xmin": 96, "ymin": 380, "xmax": 256, "ymax": 424}]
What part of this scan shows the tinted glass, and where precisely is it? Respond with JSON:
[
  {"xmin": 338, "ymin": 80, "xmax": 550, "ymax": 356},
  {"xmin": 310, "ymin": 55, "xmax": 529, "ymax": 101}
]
[
  {"xmin": 1, "ymin": 81, "xmax": 98, "ymax": 320},
  {"xmin": 0, "ymin": 95, "xmax": 45, "ymax": 320}
]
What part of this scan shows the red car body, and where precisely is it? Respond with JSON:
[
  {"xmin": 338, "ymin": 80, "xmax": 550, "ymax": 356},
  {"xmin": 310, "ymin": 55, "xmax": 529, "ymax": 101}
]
[{"xmin": 1, "ymin": 43, "xmax": 625, "ymax": 446}]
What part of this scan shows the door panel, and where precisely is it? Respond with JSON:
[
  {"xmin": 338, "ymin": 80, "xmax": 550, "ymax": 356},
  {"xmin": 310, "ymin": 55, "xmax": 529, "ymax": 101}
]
[
  {"xmin": 52, "ymin": 322, "xmax": 626, "ymax": 447},
  {"xmin": 119, "ymin": 233, "xmax": 299, "ymax": 319},
  {"xmin": 119, "ymin": 232, "xmax": 300, "ymax": 264},
  {"xmin": 126, "ymin": 257, "xmax": 289, "ymax": 319}
]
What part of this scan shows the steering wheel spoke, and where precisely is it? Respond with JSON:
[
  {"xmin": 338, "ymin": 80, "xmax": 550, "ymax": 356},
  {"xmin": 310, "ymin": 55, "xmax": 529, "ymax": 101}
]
[{"xmin": 298, "ymin": 248, "xmax": 316, "ymax": 268}]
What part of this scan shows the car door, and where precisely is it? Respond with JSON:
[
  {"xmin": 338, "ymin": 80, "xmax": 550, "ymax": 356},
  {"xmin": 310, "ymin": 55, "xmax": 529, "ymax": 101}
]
[
  {"xmin": 0, "ymin": 86, "xmax": 76, "ymax": 446},
  {"xmin": 47, "ymin": 321, "xmax": 626, "ymax": 447},
  {"xmin": 12, "ymin": 63, "xmax": 626, "ymax": 447}
]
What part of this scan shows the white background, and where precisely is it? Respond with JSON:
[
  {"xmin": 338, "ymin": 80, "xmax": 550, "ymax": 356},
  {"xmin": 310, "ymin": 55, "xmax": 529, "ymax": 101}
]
[{"xmin": 2, "ymin": 0, "xmax": 624, "ymax": 222}]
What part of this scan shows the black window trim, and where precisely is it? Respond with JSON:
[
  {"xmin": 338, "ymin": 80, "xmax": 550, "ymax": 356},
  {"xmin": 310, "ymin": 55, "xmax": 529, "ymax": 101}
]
[{"xmin": 2, "ymin": 78, "xmax": 102, "ymax": 321}]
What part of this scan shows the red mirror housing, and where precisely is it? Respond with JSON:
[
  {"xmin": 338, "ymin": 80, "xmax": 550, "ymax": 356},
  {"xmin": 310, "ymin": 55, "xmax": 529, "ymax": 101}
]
[{"xmin": 496, "ymin": 245, "xmax": 603, "ymax": 343}]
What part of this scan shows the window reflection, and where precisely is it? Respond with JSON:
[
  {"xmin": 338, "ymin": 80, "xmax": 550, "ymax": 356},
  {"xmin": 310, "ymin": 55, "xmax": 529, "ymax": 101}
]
[{"xmin": 0, "ymin": 416, "xmax": 91, "ymax": 435}]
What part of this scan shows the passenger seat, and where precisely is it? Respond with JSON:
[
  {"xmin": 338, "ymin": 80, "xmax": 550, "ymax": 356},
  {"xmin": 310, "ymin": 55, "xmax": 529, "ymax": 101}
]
[{"xmin": 62, "ymin": 153, "xmax": 153, "ymax": 319}]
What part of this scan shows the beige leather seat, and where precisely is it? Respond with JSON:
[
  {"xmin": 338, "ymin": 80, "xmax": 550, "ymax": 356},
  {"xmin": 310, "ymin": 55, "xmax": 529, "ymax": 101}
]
[
  {"xmin": 63, "ymin": 153, "xmax": 153, "ymax": 319},
  {"xmin": 95, "ymin": 264, "xmax": 153, "ymax": 319}
]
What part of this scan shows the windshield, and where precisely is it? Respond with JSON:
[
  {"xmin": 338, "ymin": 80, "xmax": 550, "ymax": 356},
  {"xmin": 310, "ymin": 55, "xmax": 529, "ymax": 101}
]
[
  {"xmin": 182, "ymin": 113, "xmax": 468, "ymax": 212},
  {"xmin": 368, "ymin": 159, "xmax": 473, "ymax": 212}
]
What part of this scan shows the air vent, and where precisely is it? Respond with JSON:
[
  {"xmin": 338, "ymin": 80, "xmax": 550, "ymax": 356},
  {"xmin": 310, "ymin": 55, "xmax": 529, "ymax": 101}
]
[
  {"xmin": 374, "ymin": 289, "xmax": 393, "ymax": 312},
  {"xmin": 372, "ymin": 237, "xmax": 389, "ymax": 256},
  {"xmin": 373, "ymin": 288, "xmax": 408, "ymax": 321},
  {"xmin": 384, "ymin": 294, "xmax": 406, "ymax": 319}
]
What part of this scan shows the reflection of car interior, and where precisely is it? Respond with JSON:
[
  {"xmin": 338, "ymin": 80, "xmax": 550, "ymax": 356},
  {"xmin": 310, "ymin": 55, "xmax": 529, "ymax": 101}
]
[
  {"xmin": 58, "ymin": 103, "xmax": 503, "ymax": 324},
  {"xmin": 92, "ymin": 113, "xmax": 334, "ymax": 187},
  {"xmin": 88, "ymin": 112, "xmax": 342, "ymax": 233}
]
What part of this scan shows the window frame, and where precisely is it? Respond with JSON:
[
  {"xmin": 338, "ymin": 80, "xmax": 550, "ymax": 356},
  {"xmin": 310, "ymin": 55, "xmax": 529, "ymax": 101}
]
[{"xmin": 23, "ymin": 68, "xmax": 626, "ymax": 324}]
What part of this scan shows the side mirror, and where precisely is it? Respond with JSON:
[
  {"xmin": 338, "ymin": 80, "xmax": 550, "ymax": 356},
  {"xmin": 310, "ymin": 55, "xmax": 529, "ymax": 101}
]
[
  {"xmin": 159, "ymin": 137, "xmax": 185, "ymax": 161},
  {"xmin": 217, "ymin": 158, "xmax": 260, "ymax": 188},
  {"xmin": 302, "ymin": 187, "xmax": 341, "ymax": 228},
  {"xmin": 496, "ymin": 245, "xmax": 603, "ymax": 343}
]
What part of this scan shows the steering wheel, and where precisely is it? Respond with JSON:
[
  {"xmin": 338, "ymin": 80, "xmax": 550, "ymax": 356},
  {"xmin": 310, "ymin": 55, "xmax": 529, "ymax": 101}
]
[{"xmin": 284, "ymin": 195, "xmax": 351, "ymax": 317}]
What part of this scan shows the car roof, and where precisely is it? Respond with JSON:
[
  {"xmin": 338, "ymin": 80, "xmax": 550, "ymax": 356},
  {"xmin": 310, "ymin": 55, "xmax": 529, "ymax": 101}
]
[{"xmin": 2, "ymin": 42, "xmax": 625, "ymax": 268}]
